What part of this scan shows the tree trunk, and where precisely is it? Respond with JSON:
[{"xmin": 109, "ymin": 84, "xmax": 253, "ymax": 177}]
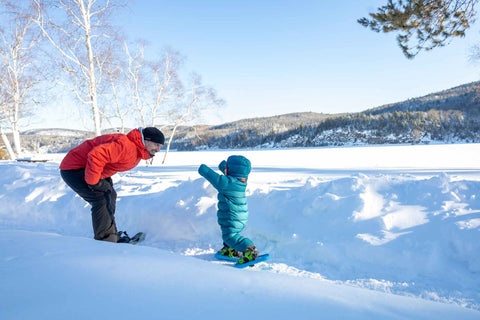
[
  {"xmin": 12, "ymin": 128, "xmax": 21, "ymax": 156},
  {"xmin": 82, "ymin": 1, "xmax": 102, "ymax": 136},
  {"xmin": 12, "ymin": 67, "xmax": 22, "ymax": 155},
  {"xmin": 162, "ymin": 124, "xmax": 178, "ymax": 164},
  {"xmin": 0, "ymin": 128, "xmax": 16, "ymax": 160}
]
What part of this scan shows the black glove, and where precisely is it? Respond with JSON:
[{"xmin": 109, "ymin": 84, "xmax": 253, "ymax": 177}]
[{"xmin": 88, "ymin": 179, "xmax": 112, "ymax": 193}]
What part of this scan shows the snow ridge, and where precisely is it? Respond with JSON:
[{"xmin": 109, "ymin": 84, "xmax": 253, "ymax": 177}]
[{"xmin": 1, "ymin": 145, "xmax": 479, "ymax": 319}]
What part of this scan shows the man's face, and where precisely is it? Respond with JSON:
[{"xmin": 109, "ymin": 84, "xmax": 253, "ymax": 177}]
[{"xmin": 144, "ymin": 140, "xmax": 163, "ymax": 156}]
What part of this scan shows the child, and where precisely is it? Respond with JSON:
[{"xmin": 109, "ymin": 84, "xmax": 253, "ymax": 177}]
[{"xmin": 198, "ymin": 155, "xmax": 259, "ymax": 264}]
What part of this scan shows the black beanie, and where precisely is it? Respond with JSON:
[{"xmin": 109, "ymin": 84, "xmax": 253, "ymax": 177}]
[{"xmin": 143, "ymin": 127, "xmax": 165, "ymax": 144}]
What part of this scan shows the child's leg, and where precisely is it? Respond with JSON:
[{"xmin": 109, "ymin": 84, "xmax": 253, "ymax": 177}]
[
  {"xmin": 222, "ymin": 231, "xmax": 259, "ymax": 264},
  {"xmin": 219, "ymin": 219, "xmax": 254, "ymax": 252},
  {"xmin": 222, "ymin": 231, "xmax": 254, "ymax": 253}
]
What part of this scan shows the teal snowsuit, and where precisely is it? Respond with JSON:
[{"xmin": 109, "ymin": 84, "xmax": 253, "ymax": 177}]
[{"xmin": 198, "ymin": 155, "xmax": 253, "ymax": 252}]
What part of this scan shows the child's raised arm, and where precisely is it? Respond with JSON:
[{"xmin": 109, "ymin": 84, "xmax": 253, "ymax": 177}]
[{"xmin": 198, "ymin": 164, "xmax": 229, "ymax": 191}]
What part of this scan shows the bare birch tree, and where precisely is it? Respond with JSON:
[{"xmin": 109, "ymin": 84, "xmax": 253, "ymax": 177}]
[
  {"xmin": 0, "ymin": 86, "xmax": 16, "ymax": 159},
  {"xmin": 124, "ymin": 43, "xmax": 184, "ymax": 128},
  {"xmin": 124, "ymin": 40, "xmax": 146, "ymax": 127},
  {"xmin": 31, "ymin": 0, "xmax": 124, "ymax": 136},
  {"xmin": 146, "ymin": 48, "xmax": 183, "ymax": 127},
  {"xmin": 98, "ymin": 34, "xmax": 130, "ymax": 133},
  {"xmin": 0, "ymin": 49, "xmax": 14, "ymax": 159},
  {"xmin": 0, "ymin": 1, "xmax": 42, "ymax": 158},
  {"xmin": 121, "ymin": 42, "xmax": 224, "ymax": 163},
  {"xmin": 104, "ymin": 62, "xmax": 128, "ymax": 133},
  {"xmin": 161, "ymin": 72, "xmax": 225, "ymax": 164},
  {"xmin": 0, "ymin": 127, "xmax": 15, "ymax": 160}
]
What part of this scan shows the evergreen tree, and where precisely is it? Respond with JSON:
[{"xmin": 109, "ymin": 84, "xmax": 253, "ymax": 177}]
[{"xmin": 358, "ymin": 0, "xmax": 478, "ymax": 58}]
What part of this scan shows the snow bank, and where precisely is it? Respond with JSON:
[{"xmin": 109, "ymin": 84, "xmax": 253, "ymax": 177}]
[
  {"xmin": 1, "ymin": 144, "xmax": 480, "ymax": 318},
  {"xmin": 2, "ymin": 230, "xmax": 479, "ymax": 320}
]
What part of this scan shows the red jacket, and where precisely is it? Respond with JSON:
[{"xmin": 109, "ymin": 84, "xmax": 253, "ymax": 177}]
[{"xmin": 60, "ymin": 129, "xmax": 152, "ymax": 185}]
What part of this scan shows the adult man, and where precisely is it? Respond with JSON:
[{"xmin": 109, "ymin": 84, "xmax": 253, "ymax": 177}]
[{"xmin": 60, "ymin": 127, "xmax": 164, "ymax": 242}]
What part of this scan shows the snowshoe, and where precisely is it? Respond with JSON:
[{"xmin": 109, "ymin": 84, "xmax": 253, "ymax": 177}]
[
  {"xmin": 238, "ymin": 246, "xmax": 259, "ymax": 265},
  {"xmin": 116, "ymin": 231, "xmax": 145, "ymax": 244},
  {"xmin": 220, "ymin": 244, "xmax": 243, "ymax": 258},
  {"xmin": 128, "ymin": 232, "xmax": 144, "ymax": 244},
  {"xmin": 116, "ymin": 231, "xmax": 131, "ymax": 243}
]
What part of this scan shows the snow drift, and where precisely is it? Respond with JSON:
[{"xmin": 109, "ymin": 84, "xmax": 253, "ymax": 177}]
[{"xmin": 1, "ymin": 144, "xmax": 479, "ymax": 319}]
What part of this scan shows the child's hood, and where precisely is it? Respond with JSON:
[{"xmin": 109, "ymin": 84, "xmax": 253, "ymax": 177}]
[{"xmin": 226, "ymin": 155, "xmax": 251, "ymax": 179}]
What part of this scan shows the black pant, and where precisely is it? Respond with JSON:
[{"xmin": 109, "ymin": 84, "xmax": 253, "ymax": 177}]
[{"xmin": 60, "ymin": 169, "xmax": 118, "ymax": 242}]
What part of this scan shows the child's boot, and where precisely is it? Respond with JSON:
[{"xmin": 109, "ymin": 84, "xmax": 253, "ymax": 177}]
[
  {"xmin": 220, "ymin": 243, "xmax": 243, "ymax": 258},
  {"xmin": 238, "ymin": 245, "xmax": 259, "ymax": 264}
]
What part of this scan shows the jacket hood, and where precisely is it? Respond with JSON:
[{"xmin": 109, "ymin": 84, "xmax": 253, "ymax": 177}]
[
  {"xmin": 127, "ymin": 129, "xmax": 152, "ymax": 160},
  {"xmin": 227, "ymin": 155, "xmax": 251, "ymax": 179}
]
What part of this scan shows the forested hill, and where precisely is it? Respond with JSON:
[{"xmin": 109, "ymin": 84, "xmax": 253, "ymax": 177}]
[
  {"xmin": 19, "ymin": 81, "xmax": 480, "ymax": 153},
  {"xmin": 365, "ymin": 81, "xmax": 480, "ymax": 116},
  {"xmin": 171, "ymin": 81, "xmax": 480, "ymax": 149}
]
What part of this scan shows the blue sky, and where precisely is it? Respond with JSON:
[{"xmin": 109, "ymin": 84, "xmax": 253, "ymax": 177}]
[{"xmin": 39, "ymin": 1, "xmax": 480, "ymax": 128}]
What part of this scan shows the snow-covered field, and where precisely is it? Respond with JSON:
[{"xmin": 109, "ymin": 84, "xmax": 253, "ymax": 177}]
[{"xmin": 1, "ymin": 144, "xmax": 480, "ymax": 319}]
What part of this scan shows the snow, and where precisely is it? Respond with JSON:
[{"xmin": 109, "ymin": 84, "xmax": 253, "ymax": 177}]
[{"xmin": 1, "ymin": 143, "xmax": 480, "ymax": 319}]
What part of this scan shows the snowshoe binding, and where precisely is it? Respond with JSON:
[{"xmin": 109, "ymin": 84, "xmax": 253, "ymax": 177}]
[
  {"xmin": 238, "ymin": 245, "xmax": 259, "ymax": 265},
  {"xmin": 116, "ymin": 231, "xmax": 131, "ymax": 243},
  {"xmin": 220, "ymin": 243, "xmax": 243, "ymax": 258},
  {"xmin": 116, "ymin": 231, "xmax": 144, "ymax": 245}
]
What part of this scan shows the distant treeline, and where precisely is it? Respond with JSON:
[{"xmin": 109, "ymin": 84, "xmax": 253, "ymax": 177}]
[
  {"xmin": 6, "ymin": 80, "xmax": 480, "ymax": 154},
  {"xmin": 16, "ymin": 109, "xmax": 480, "ymax": 153},
  {"xmin": 13, "ymin": 80, "xmax": 480, "ymax": 153},
  {"xmin": 178, "ymin": 109, "xmax": 480, "ymax": 150}
]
